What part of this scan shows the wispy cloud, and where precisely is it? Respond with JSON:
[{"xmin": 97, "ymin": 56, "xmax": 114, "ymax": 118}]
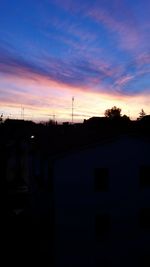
[
  {"xmin": 0, "ymin": 42, "xmax": 111, "ymax": 91},
  {"xmin": 0, "ymin": 41, "xmax": 150, "ymax": 97},
  {"xmin": 87, "ymin": 7, "xmax": 143, "ymax": 52},
  {"xmin": 0, "ymin": 0, "xmax": 150, "ymax": 120},
  {"xmin": 52, "ymin": 0, "xmax": 149, "ymax": 52}
]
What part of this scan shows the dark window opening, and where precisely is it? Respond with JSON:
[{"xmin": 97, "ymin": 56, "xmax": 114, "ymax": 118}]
[
  {"xmin": 48, "ymin": 166, "xmax": 53, "ymax": 192},
  {"xmin": 96, "ymin": 214, "xmax": 111, "ymax": 241},
  {"xmin": 94, "ymin": 168, "xmax": 109, "ymax": 192},
  {"xmin": 139, "ymin": 208, "xmax": 150, "ymax": 230},
  {"xmin": 139, "ymin": 253, "xmax": 150, "ymax": 267},
  {"xmin": 139, "ymin": 166, "xmax": 150, "ymax": 189}
]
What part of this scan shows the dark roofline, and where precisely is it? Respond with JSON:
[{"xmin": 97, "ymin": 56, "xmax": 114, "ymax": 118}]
[{"xmin": 48, "ymin": 133, "xmax": 149, "ymax": 162}]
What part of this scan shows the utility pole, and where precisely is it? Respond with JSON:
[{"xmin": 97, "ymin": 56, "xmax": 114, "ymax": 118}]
[{"xmin": 72, "ymin": 97, "xmax": 74, "ymax": 124}]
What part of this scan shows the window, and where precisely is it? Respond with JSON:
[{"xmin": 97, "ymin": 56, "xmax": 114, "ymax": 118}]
[
  {"xmin": 96, "ymin": 258, "xmax": 111, "ymax": 267},
  {"xmin": 94, "ymin": 168, "xmax": 109, "ymax": 192},
  {"xmin": 139, "ymin": 208, "xmax": 150, "ymax": 230},
  {"xmin": 48, "ymin": 166, "xmax": 53, "ymax": 192},
  {"xmin": 139, "ymin": 252, "xmax": 150, "ymax": 267},
  {"xmin": 95, "ymin": 214, "xmax": 111, "ymax": 241},
  {"xmin": 139, "ymin": 166, "xmax": 150, "ymax": 189}
]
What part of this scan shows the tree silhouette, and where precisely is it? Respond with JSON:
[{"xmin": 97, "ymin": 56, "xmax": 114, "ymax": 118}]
[
  {"xmin": 0, "ymin": 113, "xmax": 3, "ymax": 123},
  {"xmin": 138, "ymin": 109, "xmax": 146, "ymax": 120},
  {"xmin": 122, "ymin": 114, "xmax": 130, "ymax": 121},
  {"xmin": 104, "ymin": 106, "xmax": 121, "ymax": 118}
]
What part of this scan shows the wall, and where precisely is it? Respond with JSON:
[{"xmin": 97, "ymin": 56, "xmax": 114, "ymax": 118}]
[{"xmin": 53, "ymin": 136, "xmax": 150, "ymax": 266}]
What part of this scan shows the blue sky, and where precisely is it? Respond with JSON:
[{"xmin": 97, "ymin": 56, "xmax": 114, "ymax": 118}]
[{"xmin": 0, "ymin": 0, "xmax": 150, "ymax": 121}]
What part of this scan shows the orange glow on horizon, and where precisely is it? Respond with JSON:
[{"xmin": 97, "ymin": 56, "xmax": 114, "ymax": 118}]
[{"xmin": 0, "ymin": 74, "xmax": 150, "ymax": 122}]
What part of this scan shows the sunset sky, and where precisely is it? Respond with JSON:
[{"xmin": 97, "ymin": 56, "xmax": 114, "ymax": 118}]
[{"xmin": 0, "ymin": 0, "xmax": 150, "ymax": 122}]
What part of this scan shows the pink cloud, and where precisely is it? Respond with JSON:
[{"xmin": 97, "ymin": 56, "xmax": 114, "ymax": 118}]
[
  {"xmin": 1, "ymin": 72, "xmax": 150, "ymax": 122},
  {"xmin": 115, "ymin": 75, "xmax": 135, "ymax": 87},
  {"xmin": 51, "ymin": 0, "xmax": 143, "ymax": 51},
  {"xmin": 88, "ymin": 7, "xmax": 142, "ymax": 51}
]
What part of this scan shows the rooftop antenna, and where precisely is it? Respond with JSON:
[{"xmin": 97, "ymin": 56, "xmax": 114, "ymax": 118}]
[
  {"xmin": 72, "ymin": 96, "xmax": 74, "ymax": 124},
  {"xmin": 22, "ymin": 107, "xmax": 24, "ymax": 120},
  {"xmin": 53, "ymin": 113, "xmax": 56, "ymax": 123},
  {"xmin": 21, "ymin": 106, "xmax": 22, "ymax": 119},
  {"xmin": 21, "ymin": 106, "xmax": 24, "ymax": 120}
]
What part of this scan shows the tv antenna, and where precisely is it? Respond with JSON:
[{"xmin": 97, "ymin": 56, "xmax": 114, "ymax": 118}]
[
  {"xmin": 21, "ymin": 106, "xmax": 24, "ymax": 120},
  {"xmin": 72, "ymin": 96, "xmax": 74, "ymax": 124}
]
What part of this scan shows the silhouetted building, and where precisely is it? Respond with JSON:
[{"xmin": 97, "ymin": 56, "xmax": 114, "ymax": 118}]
[
  {"xmin": 5, "ymin": 139, "xmax": 54, "ymax": 265},
  {"xmin": 2, "ymin": 118, "xmax": 150, "ymax": 266},
  {"xmin": 52, "ymin": 135, "xmax": 150, "ymax": 267}
]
